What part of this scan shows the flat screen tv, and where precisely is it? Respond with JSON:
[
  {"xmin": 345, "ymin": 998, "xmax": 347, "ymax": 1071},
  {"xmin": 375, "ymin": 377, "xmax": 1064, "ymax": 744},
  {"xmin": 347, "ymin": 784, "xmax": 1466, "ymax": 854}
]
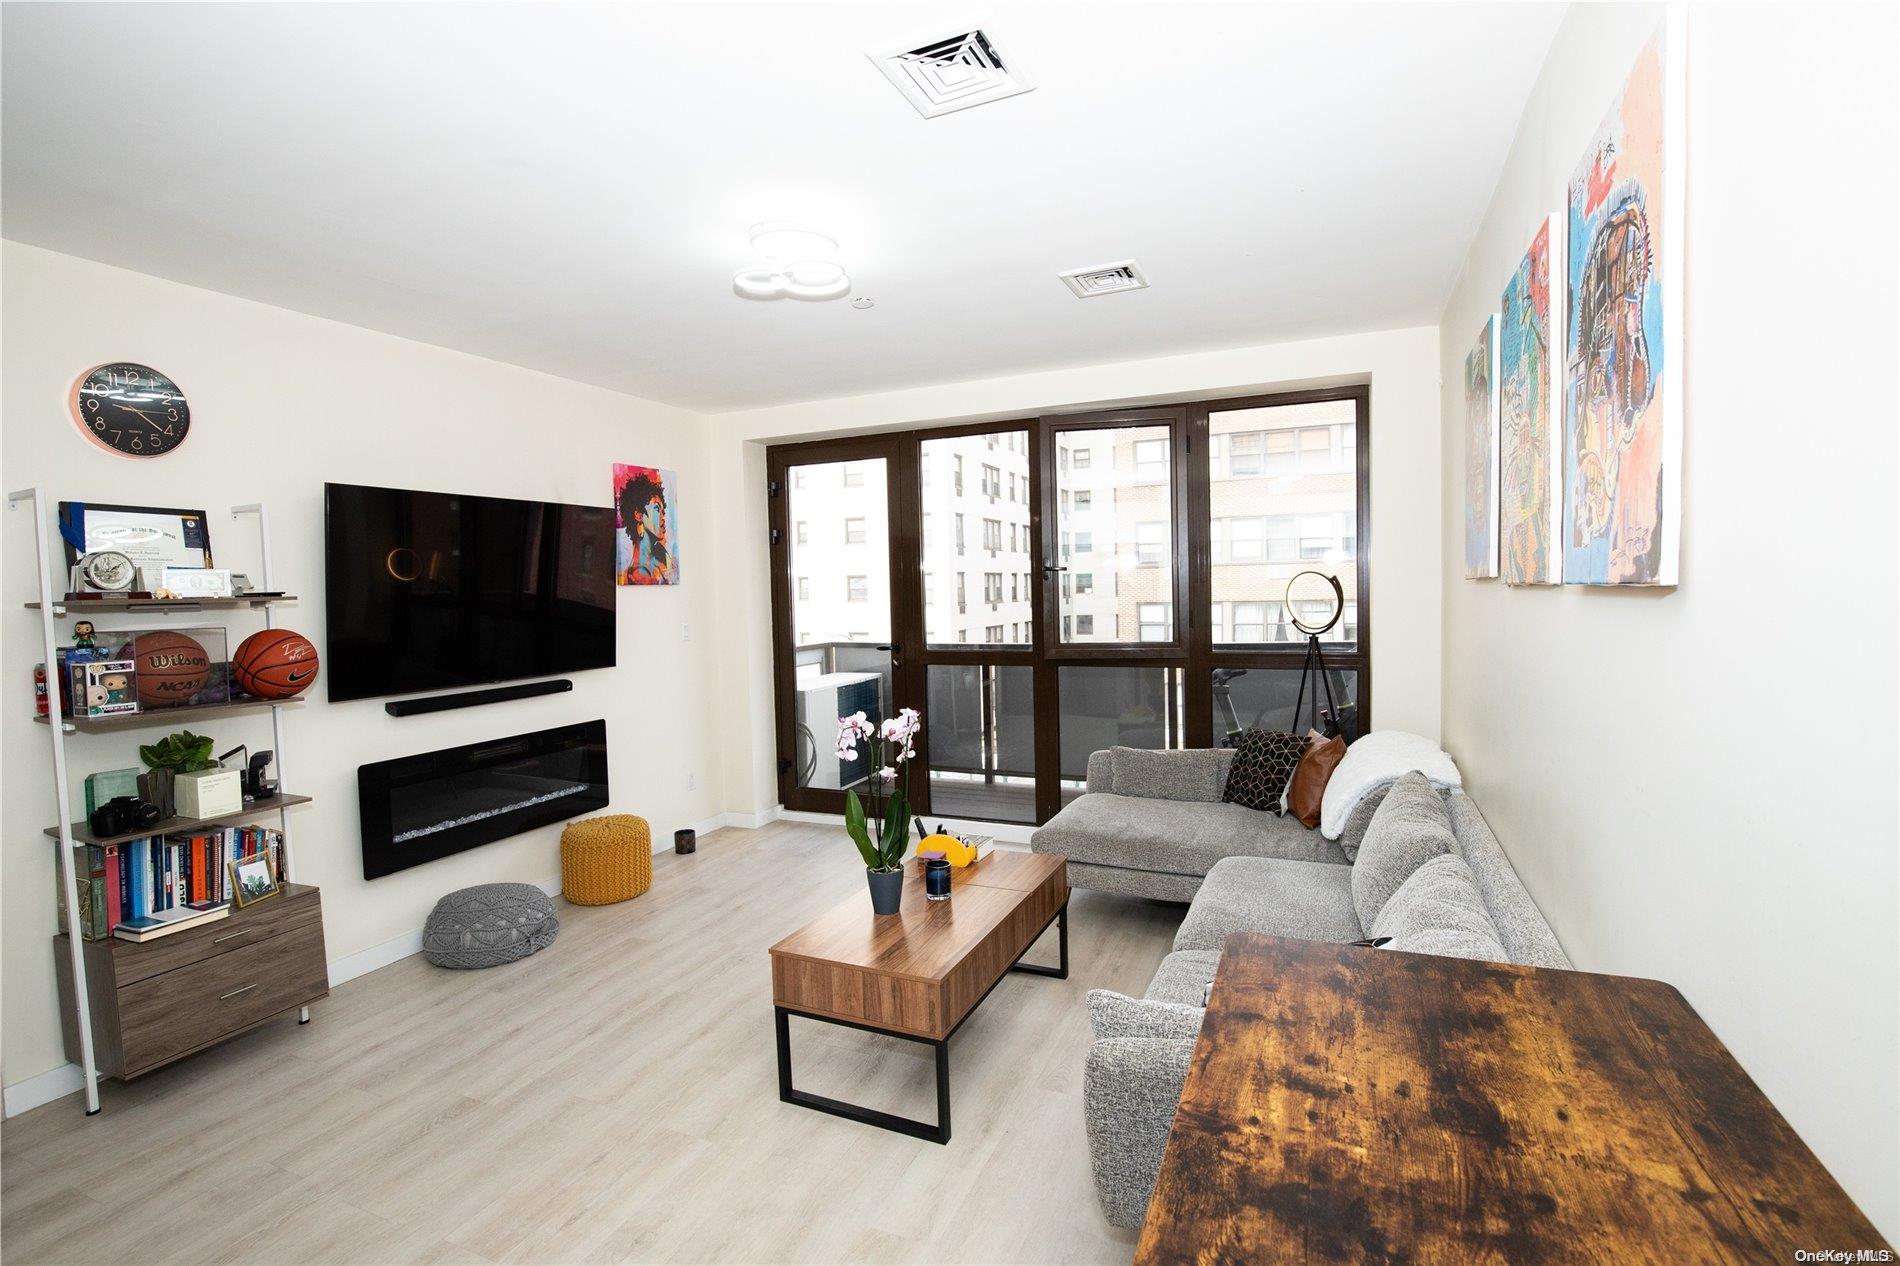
[{"xmin": 324, "ymin": 483, "xmax": 616, "ymax": 703}]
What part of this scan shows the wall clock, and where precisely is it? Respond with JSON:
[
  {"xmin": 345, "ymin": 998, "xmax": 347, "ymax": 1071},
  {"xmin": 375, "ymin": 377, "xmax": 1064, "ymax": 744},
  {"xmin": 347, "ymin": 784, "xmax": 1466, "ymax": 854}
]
[{"xmin": 69, "ymin": 363, "xmax": 190, "ymax": 458}]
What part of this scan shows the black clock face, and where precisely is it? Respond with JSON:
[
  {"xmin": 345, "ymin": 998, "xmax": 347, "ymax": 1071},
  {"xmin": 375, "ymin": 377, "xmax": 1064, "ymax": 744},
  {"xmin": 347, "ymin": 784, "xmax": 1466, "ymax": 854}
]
[{"xmin": 71, "ymin": 362, "xmax": 190, "ymax": 458}]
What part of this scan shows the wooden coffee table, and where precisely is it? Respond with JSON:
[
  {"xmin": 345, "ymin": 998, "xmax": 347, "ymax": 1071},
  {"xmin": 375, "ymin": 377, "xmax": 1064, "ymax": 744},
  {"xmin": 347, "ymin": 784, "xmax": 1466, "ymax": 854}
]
[{"xmin": 768, "ymin": 850, "xmax": 1067, "ymax": 1144}]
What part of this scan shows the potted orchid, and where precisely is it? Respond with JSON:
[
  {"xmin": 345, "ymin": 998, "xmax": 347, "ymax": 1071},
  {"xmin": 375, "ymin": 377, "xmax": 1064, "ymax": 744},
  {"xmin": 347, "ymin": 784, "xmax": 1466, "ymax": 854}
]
[{"xmin": 837, "ymin": 706, "xmax": 921, "ymax": 915}]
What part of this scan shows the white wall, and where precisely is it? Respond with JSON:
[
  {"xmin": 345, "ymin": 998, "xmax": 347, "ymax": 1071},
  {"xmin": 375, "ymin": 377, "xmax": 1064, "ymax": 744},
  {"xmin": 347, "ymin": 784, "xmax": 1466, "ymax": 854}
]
[
  {"xmin": 1, "ymin": 242, "xmax": 722, "ymax": 1104},
  {"xmin": 706, "ymin": 325, "xmax": 1444, "ymax": 818},
  {"xmin": 1437, "ymin": 3, "xmax": 1898, "ymax": 1237}
]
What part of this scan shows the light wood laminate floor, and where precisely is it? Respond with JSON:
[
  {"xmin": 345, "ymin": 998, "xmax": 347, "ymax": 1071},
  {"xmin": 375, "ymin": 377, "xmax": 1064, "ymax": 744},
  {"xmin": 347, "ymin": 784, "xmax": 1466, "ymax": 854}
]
[{"xmin": 2, "ymin": 822, "xmax": 1182, "ymax": 1266}]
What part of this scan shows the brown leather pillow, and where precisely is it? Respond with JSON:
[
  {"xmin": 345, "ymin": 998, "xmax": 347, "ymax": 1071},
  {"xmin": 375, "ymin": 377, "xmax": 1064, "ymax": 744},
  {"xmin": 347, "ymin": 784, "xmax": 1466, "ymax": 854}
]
[{"xmin": 1286, "ymin": 730, "xmax": 1347, "ymax": 829}]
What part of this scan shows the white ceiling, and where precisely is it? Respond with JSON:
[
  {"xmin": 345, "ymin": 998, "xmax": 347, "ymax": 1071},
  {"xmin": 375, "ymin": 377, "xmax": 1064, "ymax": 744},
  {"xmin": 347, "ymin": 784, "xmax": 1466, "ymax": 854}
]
[{"xmin": 1, "ymin": 2, "xmax": 1563, "ymax": 412}]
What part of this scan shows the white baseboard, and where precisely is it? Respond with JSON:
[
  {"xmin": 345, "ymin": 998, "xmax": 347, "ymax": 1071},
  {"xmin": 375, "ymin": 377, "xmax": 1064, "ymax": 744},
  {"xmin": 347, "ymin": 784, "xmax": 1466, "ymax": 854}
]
[{"xmin": 3, "ymin": 1062, "xmax": 86, "ymax": 1118}]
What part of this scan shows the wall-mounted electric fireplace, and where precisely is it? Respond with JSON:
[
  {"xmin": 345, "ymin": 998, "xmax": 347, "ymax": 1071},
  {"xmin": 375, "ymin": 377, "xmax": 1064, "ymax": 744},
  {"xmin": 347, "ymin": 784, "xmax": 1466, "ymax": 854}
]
[{"xmin": 358, "ymin": 719, "xmax": 609, "ymax": 879}]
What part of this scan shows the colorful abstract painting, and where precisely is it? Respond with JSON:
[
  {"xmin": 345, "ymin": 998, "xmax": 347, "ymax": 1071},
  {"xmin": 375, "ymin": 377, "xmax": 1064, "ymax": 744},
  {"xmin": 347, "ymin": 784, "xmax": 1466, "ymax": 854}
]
[
  {"xmin": 613, "ymin": 464, "xmax": 680, "ymax": 585},
  {"xmin": 1562, "ymin": 19, "xmax": 1684, "ymax": 586},
  {"xmin": 1499, "ymin": 215, "xmax": 1563, "ymax": 586},
  {"xmin": 1463, "ymin": 315, "xmax": 1500, "ymax": 579}
]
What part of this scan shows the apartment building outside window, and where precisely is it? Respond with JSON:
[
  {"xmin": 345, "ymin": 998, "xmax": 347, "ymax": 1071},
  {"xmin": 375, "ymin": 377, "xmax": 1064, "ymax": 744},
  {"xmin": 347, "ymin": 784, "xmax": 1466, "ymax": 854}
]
[
  {"xmin": 983, "ymin": 518, "xmax": 1002, "ymax": 552},
  {"xmin": 1138, "ymin": 602, "xmax": 1171, "ymax": 642},
  {"xmin": 844, "ymin": 517, "xmax": 865, "ymax": 544},
  {"xmin": 1134, "ymin": 438, "xmax": 1168, "ymax": 484},
  {"xmin": 842, "ymin": 462, "xmax": 864, "ymax": 487},
  {"xmin": 846, "ymin": 575, "xmax": 868, "ymax": 602},
  {"xmin": 1136, "ymin": 522, "xmax": 1166, "ymax": 566},
  {"xmin": 984, "ymin": 572, "xmax": 1003, "ymax": 603}
]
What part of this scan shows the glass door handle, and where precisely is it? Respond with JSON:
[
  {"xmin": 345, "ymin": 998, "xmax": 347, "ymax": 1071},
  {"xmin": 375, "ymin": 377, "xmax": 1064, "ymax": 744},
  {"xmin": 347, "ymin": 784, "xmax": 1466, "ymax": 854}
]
[
  {"xmin": 876, "ymin": 642, "xmax": 902, "ymax": 668},
  {"xmin": 1042, "ymin": 565, "xmax": 1068, "ymax": 573}
]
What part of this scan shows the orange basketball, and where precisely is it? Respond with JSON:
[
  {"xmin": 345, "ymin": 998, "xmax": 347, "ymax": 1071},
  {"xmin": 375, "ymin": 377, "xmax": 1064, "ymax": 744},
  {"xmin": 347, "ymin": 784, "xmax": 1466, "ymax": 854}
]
[
  {"xmin": 232, "ymin": 629, "xmax": 319, "ymax": 700},
  {"xmin": 131, "ymin": 631, "xmax": 211, "ymax": 707}
]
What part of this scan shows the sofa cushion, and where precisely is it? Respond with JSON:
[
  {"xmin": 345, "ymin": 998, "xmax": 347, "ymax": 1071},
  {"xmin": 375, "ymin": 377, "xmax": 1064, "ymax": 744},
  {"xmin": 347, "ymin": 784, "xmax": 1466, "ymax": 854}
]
[
  {"xmin": 1173, "ymin": 856, "xmax": 1361, "ymax": 951},
  {"xmin": 1144, "ymin": 949, "xmax": 1223, "ymax": 1006},
  {"xmin": 1445, "ymin": 793, "xmax": 1571, "ymax": 968},
  {"xmin": 1085, "ymin": 1038, "xmax": 1197, "ymax": 1230},
  {"xmin": 1384, "ymin": 925, "xmax": 1509, "ymax": 962},
  {"xmin": 1032, "ymin": 793, "xmax": 1347, "ymax": 879},
  {"xmin": 1286, "ymin": 732, "xmax": 1347, "ymax": 829},
  {"xmin": 1350, "ymin": 771, "xmax": 1455, "ymax": 929},
  {"xmin": 1087, "ymin": 989, "xmax": 1204, "ymax": 1040},
  {"xmin": 1370, "ymin": 854, "xmax": 1500, "ymax": 945},
  {"xmin": 1108, "ymin": 746, "xmax": 1234, "ymax": 803},
  {"xmin": 1220, "ymin": 729, "xmax": 1307, "ymax": 812}
]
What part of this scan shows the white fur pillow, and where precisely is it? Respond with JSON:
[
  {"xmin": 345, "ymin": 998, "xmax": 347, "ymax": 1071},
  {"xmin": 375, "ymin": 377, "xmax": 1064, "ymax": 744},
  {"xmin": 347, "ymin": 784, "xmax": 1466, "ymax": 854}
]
[{"xmin": 1320, "ymin": 730, "xmax": 1462, "ymax": 839}]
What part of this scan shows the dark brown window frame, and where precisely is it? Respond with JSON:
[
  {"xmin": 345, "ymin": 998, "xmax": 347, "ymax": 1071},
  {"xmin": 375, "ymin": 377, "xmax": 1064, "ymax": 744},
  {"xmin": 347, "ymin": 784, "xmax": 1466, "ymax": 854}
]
[{"xmin": 765, "ymin": 385, "xmax": 1370, "ymax": 824}]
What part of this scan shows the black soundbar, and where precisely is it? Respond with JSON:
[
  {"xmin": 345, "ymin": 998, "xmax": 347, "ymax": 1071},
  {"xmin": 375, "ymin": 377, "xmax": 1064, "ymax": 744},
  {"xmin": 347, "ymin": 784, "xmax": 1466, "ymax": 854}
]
[{"xmin": 383, "ymin": 679, "xmax": 573, "ymax": 716}]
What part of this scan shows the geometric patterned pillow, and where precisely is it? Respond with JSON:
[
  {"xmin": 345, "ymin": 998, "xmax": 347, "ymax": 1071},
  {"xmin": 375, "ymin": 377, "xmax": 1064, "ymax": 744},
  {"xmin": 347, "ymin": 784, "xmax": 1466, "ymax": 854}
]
[{"xmin": 1220, "ymin": 728, "xmax": 1309, "ymax": 813}]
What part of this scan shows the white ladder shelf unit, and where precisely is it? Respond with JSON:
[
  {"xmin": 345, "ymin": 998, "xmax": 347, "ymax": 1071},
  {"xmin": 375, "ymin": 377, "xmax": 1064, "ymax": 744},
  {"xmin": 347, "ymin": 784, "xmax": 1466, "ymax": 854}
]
[{"xmin": 8, "ymin": 488, "xmax": 308, "ymax": 1115}]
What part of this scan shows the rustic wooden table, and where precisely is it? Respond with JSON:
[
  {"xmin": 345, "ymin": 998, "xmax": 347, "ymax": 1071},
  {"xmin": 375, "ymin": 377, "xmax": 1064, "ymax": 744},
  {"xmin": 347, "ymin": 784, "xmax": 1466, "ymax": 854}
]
[{"xmin": 1136, "ymin": 932, "xmax": 1889, "ymax": 1265}]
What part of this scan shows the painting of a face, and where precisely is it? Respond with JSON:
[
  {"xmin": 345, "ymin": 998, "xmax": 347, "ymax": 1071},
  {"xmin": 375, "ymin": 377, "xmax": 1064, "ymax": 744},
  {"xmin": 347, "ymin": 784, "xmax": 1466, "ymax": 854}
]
[{"xmin": 613, "ymin": 464, "xmax": 681, "ymax": 586}]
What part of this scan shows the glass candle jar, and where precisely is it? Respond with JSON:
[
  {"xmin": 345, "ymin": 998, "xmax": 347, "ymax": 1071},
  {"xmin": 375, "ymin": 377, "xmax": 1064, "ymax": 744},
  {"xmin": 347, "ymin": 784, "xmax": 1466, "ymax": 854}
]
[{"xmin": 924, "ymin": 857, "xmax": 952, "ymax": 902}]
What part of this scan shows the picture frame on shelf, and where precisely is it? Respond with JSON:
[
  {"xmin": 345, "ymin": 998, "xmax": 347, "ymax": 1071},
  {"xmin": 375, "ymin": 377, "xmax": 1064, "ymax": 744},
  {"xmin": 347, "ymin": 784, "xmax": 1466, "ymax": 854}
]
[
  {"xmin": 57, "ymin": 501, "xmax": 213, "ymax": 575},
  {"xmin": 229, "ymin": 850, "xmax": 280, "ymax": 908}
]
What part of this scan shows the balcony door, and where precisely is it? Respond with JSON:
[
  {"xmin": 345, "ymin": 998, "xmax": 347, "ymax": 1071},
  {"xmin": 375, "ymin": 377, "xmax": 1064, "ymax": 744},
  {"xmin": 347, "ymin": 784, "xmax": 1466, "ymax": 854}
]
[{"xmin": 768, "ymin": 437, "xmax": 919, "ymax": 815}]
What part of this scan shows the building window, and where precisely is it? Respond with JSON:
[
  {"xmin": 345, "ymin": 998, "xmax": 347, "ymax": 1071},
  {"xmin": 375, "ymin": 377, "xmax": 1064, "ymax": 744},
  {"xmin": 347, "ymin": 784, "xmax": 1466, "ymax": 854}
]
[
  {"xmin": 842, "ymin": 463, "xmax": 864, "ymax": 487},
  {"xmin": 983, "ymin": 464, "xmax": 1001, "ymax": 498},
  {"xmin": 956, "ymin": 573, "xmax": 967, "ymax": 612},
  {"xmin": 796, "ymin": 577, "xmax": 809, "ymax": 601},
  {"xmin": 1134, "ymin": 438, "xmax": 1168, "ymax": 485},
  {"xmin": 985, "ymin": 625, "xmax": 1004, "ymax": 643},
  {"xmin": 1138, "ymin": 602, "xmax": 1171, "ymax": 642},
  {"xmin": 984, "ymin": 572, "xmax": 1003, "ymax": 603},
  {"xmin": 1075, "ymin": 530, "xmax": 1092, "ymax": 553},
  {"xmin": 1075, "ymin": 572, "xmax": 1094, "ymax": 594},
  {"xmin": 1073, "ymin": 448, "xmax": 1092, "ymax": 470},
  {"xmin": 846, "ymin": 575, "xmax": 868, "ymax": 602},
  {"xmin": 1074, "ymin": 489, "xmax": 1091, "ymax": 510},
  {"xmin": 1076, "ymin": 615, "xmax": 1094, "ymax": 636},
  {"xmin": 955, "ymin": 514, "xmax": 965, "ymax": 554},
  {"xmin": 794, "ymin": 469, "xmax": 808, "ymax": 489},
  {"xmin": 953, "ymin": 455, "xmax": 964, "ymax": 494},
  {"xmin": 1232, "ymin": 602, "xmax": 1267, "ymax": 642},
  {"xmin": 1135, "ymin": 522, "xmax": 1166, "ymax": 566},
  {"xmin": 795, "ymin": 521, "xmax": 808, "ymax": 545},
  {"xmin": 983, "ymin": 519, "xmax": 1003, "ymax": 552},
  {"xmin": 844, "ymin": 517, "xmax": 866, "ymax": 544},
  {"xmin": 1010, "ymin": 574, "xmax": 1019, "ymax": 601},
  {"xmin": 1228, "ymin": 517, "xmax": 1263, "ymax": 562}
]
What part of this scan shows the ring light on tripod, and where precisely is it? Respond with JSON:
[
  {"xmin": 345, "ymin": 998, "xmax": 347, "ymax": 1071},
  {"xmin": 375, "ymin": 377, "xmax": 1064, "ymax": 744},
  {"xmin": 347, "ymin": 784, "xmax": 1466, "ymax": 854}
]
[{"xmin": 1286, "ymin": 570, "xmax": 1345, "ymax": 636}]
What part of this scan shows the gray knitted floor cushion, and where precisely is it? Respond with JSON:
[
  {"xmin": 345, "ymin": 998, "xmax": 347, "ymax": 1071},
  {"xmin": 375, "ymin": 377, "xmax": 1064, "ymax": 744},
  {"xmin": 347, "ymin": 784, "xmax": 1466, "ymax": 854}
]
[{"xmin": 423, "ymin": 883, "xmax": 558, "ymax": 969}]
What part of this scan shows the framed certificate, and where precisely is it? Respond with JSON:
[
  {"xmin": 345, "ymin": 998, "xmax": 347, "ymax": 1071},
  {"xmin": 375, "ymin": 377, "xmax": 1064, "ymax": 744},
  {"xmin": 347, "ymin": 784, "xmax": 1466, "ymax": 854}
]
[{"xmin": 58, "ymin": 502, "xmax": 213, "ymax": 574}]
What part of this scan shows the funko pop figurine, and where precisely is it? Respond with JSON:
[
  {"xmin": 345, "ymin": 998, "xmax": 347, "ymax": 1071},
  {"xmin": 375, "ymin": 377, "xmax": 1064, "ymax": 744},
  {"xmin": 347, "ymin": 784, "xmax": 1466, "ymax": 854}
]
[{"xmin": 73, "ymin": 620, "xmax": 97, "ymax": 651}]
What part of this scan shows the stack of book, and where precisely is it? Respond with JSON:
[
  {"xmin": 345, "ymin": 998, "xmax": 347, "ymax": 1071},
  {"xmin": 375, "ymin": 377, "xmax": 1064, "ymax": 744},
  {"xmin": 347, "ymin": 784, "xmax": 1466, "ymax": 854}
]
[{"xmin": 61, "ymin": 825, "xmax": 285, "ymax": 942}]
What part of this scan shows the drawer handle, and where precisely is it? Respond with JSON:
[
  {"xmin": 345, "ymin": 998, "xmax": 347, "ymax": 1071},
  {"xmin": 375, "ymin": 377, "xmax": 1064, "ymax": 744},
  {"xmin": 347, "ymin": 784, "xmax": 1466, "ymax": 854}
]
[
  {"xmin": 219, "ymin": 983, "xmax": 259, "ymax": 1001},
  {"xmin": 213, "ymin": 929, "xmax": 252, "ymax": 944}
]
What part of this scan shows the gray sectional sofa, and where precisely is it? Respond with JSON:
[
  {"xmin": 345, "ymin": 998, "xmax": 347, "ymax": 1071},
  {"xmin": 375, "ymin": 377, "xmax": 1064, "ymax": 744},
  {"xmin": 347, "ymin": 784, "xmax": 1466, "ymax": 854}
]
[{"xmin": 1030, "ymin": 746, "xmax": 1570, "ymax": 1229}]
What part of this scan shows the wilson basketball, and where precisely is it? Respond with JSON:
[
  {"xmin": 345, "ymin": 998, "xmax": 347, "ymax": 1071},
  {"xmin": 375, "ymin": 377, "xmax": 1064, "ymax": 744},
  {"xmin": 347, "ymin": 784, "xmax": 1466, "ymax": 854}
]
[
  {"xmin": 232, "ymin": 629, "xmax": 319, "ymax": 700},
  {"xmin": 130, "ymin": 631, "xmax": 212, "ymax": 707}
]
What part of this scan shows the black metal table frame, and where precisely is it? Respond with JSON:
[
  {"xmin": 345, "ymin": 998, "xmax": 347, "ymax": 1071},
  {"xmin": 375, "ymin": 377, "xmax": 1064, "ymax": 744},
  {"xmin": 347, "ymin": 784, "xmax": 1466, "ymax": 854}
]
[{"xmin": 774, "ymin": 900, "xmax": 1069, "ymax": 1145}]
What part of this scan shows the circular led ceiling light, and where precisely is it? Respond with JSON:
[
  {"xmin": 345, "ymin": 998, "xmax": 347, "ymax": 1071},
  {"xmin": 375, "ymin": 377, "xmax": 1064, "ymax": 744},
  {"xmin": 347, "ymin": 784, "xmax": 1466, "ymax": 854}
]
[{"xmin": 734, "ymin": 222, "xmax": 851, "ymax": 301}]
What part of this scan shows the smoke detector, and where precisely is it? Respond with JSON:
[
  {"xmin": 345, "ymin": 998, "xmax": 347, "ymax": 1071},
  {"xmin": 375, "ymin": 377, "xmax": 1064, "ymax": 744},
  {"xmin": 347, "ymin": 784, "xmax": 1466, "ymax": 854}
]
[
  {"xmin": 1057, "ymin": 260, "xmax": 1150, "ymax": 299},
  {"xmin": 868, "ymin": 29, "xmax": 1034, "ymax": 118}
]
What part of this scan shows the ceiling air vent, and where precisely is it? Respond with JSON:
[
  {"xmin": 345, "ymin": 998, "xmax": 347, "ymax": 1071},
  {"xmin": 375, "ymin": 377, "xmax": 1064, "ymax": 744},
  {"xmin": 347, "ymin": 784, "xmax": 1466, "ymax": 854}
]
[
  {"xmin": 868, "ymin": 29, "xmax": 1034, "ymax": 118},
  {"xmin": 1058, "ymin": 260, "xmax": 1150, "ymax": 299}
]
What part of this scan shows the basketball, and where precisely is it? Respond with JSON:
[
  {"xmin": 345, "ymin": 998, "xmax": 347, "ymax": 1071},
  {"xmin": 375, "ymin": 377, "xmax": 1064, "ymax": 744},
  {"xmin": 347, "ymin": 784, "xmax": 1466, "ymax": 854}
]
[
  {"xmin": 131, "ymin": 631, "xmax": 211, "ymax": 707},
  {"xmin": 232, "ymin": 629, "xmax": 319, "ymax": 700}
]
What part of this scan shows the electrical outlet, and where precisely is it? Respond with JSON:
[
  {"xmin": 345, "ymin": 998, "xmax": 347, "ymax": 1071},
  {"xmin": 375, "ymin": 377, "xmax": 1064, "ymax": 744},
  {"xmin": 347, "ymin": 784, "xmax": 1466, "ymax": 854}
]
[
  {"xmin": 686, "ymin": 771, "xmax": 697, "ymax": 791},
  {"xmin": 681, "ymin": 622, "xmax": 692, "ymax": 642}
]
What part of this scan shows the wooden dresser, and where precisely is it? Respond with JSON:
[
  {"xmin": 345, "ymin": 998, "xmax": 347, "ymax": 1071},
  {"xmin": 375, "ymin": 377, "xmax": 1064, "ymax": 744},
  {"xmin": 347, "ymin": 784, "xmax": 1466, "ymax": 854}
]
[{"xmin": 55, "ymin": 883, "xmax": 329, "ymax": 1080}]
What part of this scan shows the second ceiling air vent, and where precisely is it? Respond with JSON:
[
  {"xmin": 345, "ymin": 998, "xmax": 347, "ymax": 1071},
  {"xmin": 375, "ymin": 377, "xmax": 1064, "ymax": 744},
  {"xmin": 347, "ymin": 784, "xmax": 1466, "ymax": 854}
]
[
  {"xmin": 1057, "ymin": 261, "xmax": 1151, "ymax": 298},
  {"xmin": 868, "ymin": 29, "xmax": 1034, "ymax": 118}
]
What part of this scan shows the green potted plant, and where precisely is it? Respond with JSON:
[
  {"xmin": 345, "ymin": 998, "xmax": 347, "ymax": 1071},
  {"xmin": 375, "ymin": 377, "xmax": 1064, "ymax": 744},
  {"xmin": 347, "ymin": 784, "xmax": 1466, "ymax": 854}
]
[
  {"xmin": 837, "ymin": 708, "xmax": 920, "ymax": 915},
  {"xmin": 138, "ymin": 729, "xmax": 217, "ymax": 774}
]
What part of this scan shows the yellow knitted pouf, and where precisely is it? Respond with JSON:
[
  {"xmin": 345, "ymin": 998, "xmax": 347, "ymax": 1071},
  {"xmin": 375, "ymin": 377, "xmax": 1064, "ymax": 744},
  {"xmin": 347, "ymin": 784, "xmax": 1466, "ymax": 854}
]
[{"xmin": 561, "ymin": 814, "xmax": 652, "ymax": 905}]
